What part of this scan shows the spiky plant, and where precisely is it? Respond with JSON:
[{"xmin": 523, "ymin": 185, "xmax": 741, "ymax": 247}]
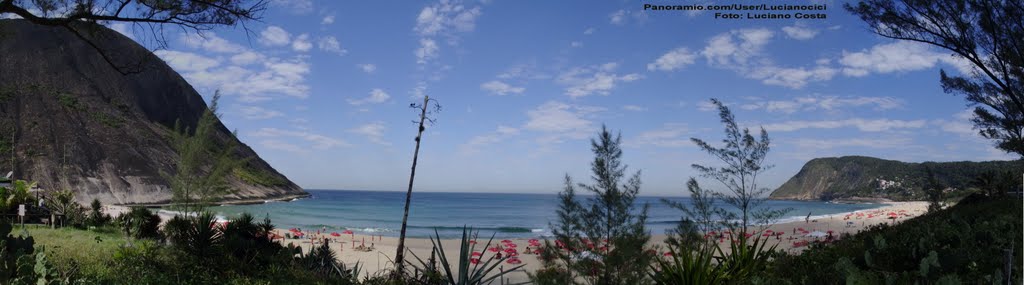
[{"xmin": 408, "ymin": 227, "xmax": 526, "ymax": 285}]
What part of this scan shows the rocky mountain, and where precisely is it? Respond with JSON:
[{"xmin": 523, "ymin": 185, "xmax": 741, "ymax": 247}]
[
  {"xmin": 769, "ymin": 156, "xmax": 1022, "ymax": 201},
  {"xmin": 0, "ymin": 19, "xmax": 307, "ymax": 205}
]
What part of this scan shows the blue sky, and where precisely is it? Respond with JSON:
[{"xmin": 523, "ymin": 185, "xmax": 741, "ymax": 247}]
[{"xmin": 103, "ymin": 1, "xmax": 1016, "ymax": 195}]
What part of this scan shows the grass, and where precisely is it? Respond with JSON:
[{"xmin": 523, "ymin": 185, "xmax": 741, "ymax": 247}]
[{"xmin": 26, "ymin": 225, "xmax": 127, "ymax": 279}]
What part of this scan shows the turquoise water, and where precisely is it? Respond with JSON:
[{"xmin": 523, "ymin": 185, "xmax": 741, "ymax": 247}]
[{"xmin": 209, "ymin": 190, "xmax": 883, "ymax": 238}]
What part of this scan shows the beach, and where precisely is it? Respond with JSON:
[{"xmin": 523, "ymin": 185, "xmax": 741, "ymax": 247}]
[{"xmin": 262, "ymin": 201, "xmax": 929, "ymax": 283}]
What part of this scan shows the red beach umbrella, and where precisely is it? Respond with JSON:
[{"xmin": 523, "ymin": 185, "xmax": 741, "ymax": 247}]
[
  {"xmin": 471, "ymin": 252, "xmax": 482, "ymax": 256},
  {"xmin": 330, "ymin": 232, "xmax": 341, "ymax": 237},
  {"xmin": 501, "ymin": 239, "xmax": 513, "ymax": 243},
  {"xmin": 470, "ymin": 258, "xmax": 480, "ymax": 264},
  {"xmin": 663, "ymin": 252, "xmax": 673, "ymax": 257},
  {"xmin": 488, "ymin": 246, "xmax": 501, "ymax": 252},
  {"xmin": 506, "ymin": 258, "xmax": 522, "ymax": 264},
  {"xmin": 342, "ymin": 230, "xmax": 353, "ymax": 235}
]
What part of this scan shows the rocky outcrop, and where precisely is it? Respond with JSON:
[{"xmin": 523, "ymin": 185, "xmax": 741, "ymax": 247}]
[{"xmin": 0, "ymin": 19, "xmax": 307, "ymax": 205}]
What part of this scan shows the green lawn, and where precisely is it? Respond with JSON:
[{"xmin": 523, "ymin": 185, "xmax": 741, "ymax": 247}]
[{"xmin": 25, "ymin": 226, "xmax": 129, "ymax": 280}]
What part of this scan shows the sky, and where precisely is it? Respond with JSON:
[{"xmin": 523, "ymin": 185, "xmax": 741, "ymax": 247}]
[{"xmin": 71, "ymin": 1, "xmax": 1022, "ymax": 195}]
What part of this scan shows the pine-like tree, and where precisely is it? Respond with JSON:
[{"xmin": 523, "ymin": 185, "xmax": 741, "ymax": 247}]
[
  {"xmin": 535, "ymin": 125, "xmax": 652, "ymax": 285},
  {"xmin": 846, "ymin": 0, "xmax": 1023, "ymax": 157},
  {"xmin": 163, "ymin": 91, "xmax": 246, "ymax": 216},
  {"xmin": 689, "ymin": 98, "xmax": 789, "ymax": 235}
]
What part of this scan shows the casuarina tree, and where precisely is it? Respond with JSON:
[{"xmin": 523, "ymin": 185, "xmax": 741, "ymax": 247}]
[
  {"xmin": 534, "ymin": 125, "xmax": 653, "ymax": 285},
  {"xmin": 846, "ymin": 0, "xmax": 1024, "ymax": 157}
]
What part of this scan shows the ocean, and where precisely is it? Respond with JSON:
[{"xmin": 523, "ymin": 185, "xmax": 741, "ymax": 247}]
[{"xmin": 209, "ymin": 189, "xmax": 884, "ymax": 239}]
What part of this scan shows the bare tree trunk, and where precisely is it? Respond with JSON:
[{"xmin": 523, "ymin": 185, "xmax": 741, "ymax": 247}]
[{"xmin": 394, "ymin": 95, "xmax": 429, "ymax": 277}]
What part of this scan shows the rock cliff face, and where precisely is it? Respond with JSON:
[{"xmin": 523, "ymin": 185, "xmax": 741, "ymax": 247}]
[
  {"xmin": 769, "ymin": 156, "xmax": 1022, "ymax": 201},
  {"xmin": 0, "ymin": 19, "xmax": 307, "ymax": 205}
]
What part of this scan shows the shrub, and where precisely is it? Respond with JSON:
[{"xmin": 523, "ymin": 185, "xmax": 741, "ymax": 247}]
[
  {"xmin": 764, "ymin": 196, "xmax": 1022, "ymax": 284},
  {"xmin": 86, "ymin": 199, "xmax": 110, "ymax": 227},
  {"xmin": 116, "ymin": 207, "xmax": 161, "ymax": 240}
]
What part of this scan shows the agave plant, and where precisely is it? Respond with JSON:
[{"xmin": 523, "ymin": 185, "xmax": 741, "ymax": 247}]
[
  {"xmin": 649, "ymin": 242, "xmax": 727, "ymax": 285},
  {"xmin": 408, "ymin": 227, "xmax": 527, "ymax": 285},
  {"xmin": 651, "ymin": 234, "xmax": 777, "ymax": 284},
  {"xmin": 714, "ymin": 234, "xmax": 777, "ymax": 282}
]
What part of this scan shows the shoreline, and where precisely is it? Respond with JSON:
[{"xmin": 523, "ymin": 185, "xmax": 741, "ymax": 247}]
[
  {"xmin": 111, "ymin": 193, "xmax": 312, "ymax": 208},
  {"xmin": 262, "ymin": 201, "xmax": 928, "ymax": 282}
]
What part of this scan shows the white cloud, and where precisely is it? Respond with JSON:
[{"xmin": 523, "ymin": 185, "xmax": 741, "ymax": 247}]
[
  {"xmin": 260, "ymin": 26, "xmax": 291, "ymax": 46},
  {"xmin": 609, "ymin": 10, "xmax": 626, "ymax": 25},
  {"xmin": 237, "ymin": 105, "xmax": 284, "ymax": 120},
  {"xmin": 557, "ymin": 63, "xmax": 642, "ymax": 98},
  {"xmin": 415, "ymin": 0, "xmax": 482, "ymax": 37},
  {"xmin": 260, "ymin": 140, "xmax": 306, "ymax": 153},
  {"xmin": 629, "ymin": 123, "xmax": 689, "ymax": 147},
  {"xmin": 480, "ymin": 80, "xmax": 525, "ymax": 95},
  {"xmin": 764, "ymin": 118, "xmax": 927, "ymax": 132},
  {"xmin": 292, "ymin": 34, "xmax": 312, "ymax": 52},
  {"xmin": 321, "ymin": 15, "xmax": 335, "ymax": 25},
  {"xmin": 181, "ymin": 33, "xmax": 244, "ymax": 53},
  {"xmin": 154, "ymin": 50, "xmax": 220, "ymax": 73},
  {"xmin": 740, "ymin": 95, "xmax": 902, "ymax": 113},
  {"xmin": 415, "ymin": 38, "xmax": 439, "ymax": 64},
  {"xmin": 700, "ymin": 28, "xmax": 838, "ymax": 88},
  {"xmin": 648, "ymin": 47, "xmax": 698, "ymax": 71},
  {"xmin": 358, "ymin": 64, "xmax": 377, "ymax": 73},
  {"xmin": 497, "ymin": 63, "xmax": 549, "ymax": 80},
  {"xmin": 839, "ymin": 41, "xmax": 975, "ymax": 77},
  {"xmin": 791, "ymin": 137, "xmax": 914, "ymax": 149},
  {"xmin": 158, "ymin": 48, "xmax": 311, "ymax": 102},
  {"xmin": 107, "ymin": 22, "xmax": 135, "ymax": 40},
  {"xmin": 933, "ymin": 109, "xmax": 978, "ymax": 137},
  {"xmin": 252, "ymin": 128, "xmax": 348, "ymax": 150},
  {"xmin": 622, "ymin": 105, "xmax": 647, "ymax": 111},
  {"xmin": 781, "ymin": 25, "xmax": 819, "ymax": 40},
  {"xmin": 702, "ymin": 28, "xmax": 774, "ymax": 67},
  {"xmin": 696, "ymin": 100, "xmax": 718, "ymax": 112},
  {"xmin": 350, "ymin": 122, "xmax": 390, "ymax": 145},
  {"xmin": 524, "ymin": 101, "xmax": 604, "ymax": 144},
  {"xmin": 348, "ymin": 89, "xmax": 391, "ymax": 105},
  {"xmin": 570, "ymin": 41, "xmax": 583, "ymax": 48},
  {"xmin": 271, "ymin": 0, "xmax": 313, "ymax": 14},
  {"xmin": 584, "ymin": 27, "xmax": 596, "ymax": 35},
  {"xmin": 230, "ymin": 51, "xmax": 264, "ymax": 65},
  {"xmin": 316, "ymin": 36, "xmax": 347, "ymax": 55},
  {"xmin": 459, "ymin": 125, "xmax": 520, "ymax": 154}
]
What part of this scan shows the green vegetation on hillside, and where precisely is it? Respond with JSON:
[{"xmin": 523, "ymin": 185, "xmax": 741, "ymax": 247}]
[{"xmin": 770, "ymin": 156, "xmax": 1023, "ymax": 201}]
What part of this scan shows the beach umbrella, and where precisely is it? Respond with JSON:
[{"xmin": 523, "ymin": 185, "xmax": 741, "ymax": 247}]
[
  {"xmin": 470, "ymin": 258, "xmax": 480, "ymax": 264},
  {"xmin": 342, "ymin": 229, "xmax": 353, "ymax": 235},
  {"xmin": 488, "ymin": 246, "xmax": 501, "ymax": 252},
  {"xmin": 663, "ymin": 252, "xmax": 673, "ymax": 257},
  {"xmin": 330, "ymin": 232, "xmax": 341, "ymax": 237},
  {"xmin": 471, "ymin": 252, "xmax": 482, "ymax": 256},
  {"xmin": 501, "ymin": 239, "xmax": 513, "ymax": 243},
  {"xmin": 468, "ymin": 240, "xmax": 478, "ymax": 244},
  {"xmin": 506, "ymin": 258, "xmax": 522, "ymax": 264},
  {"xmin": 762, "ymin": 233, "xmax": 772, "ymax": 237},
  {"xmin": 506, "ymin": 243, "xmax": 517, "ymax": 248}
]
